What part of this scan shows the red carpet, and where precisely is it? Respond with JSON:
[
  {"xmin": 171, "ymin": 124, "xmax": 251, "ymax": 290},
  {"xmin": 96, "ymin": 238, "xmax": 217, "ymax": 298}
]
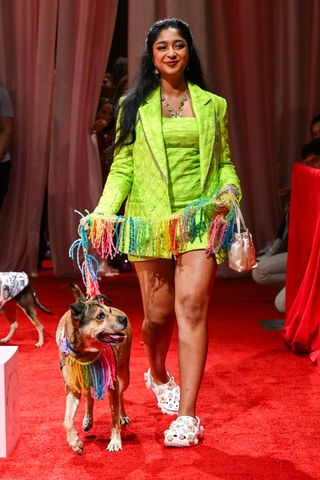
[{"xmin": 0, "ymin": 267, "xmax": 319, "ymax": 480}]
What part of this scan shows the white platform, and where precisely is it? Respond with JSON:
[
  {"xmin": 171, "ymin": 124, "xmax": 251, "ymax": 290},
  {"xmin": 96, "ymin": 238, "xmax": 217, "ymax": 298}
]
[{"xmin": 0, "ymin": 346, "xmax": 20, "ymax": 457}]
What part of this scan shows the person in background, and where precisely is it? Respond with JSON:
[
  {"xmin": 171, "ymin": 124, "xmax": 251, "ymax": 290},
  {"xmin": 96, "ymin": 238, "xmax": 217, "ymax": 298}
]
[
  {"xmin": 301, "ymin": 136, "xmax": 320, "ymax": 169},
  {"xmin": 92, "ymin": 97, "xmax": 119, "ymax": 277},
  {"xmin": 92, "ymin": 96, "xmax": 115, "ymax": 183},
  {"xmin": 84, "ymin": 18, "xmax": 241, "ymax": 447},
  {"xmin": 252, "ymin": 121, "xmax": 320, "ymax": 313},
  {"xmin": 252, "ymin": 189, "xmax": 289, "ymax": 313},
  {"xmin": 111, "ymin": 56, "xmax": 128, "ymax": 89},
  {"xmin": 310, "ymin": 114, "xmax": 320, "ymax": 139},
  {"xmin": 113, "ymin": 74, "xmax": 128, "ymax": 104},
  {"xmin": 101, "ymin": 72, "xmax": 115, "ymax": 100},
  {"xmin": 0, "ymin": 86, "xmax": 14, "ymax": 209}
]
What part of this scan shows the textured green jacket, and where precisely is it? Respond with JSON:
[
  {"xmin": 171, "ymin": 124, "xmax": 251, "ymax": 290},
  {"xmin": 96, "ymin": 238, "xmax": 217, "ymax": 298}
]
[
  {"xmin": 95, "ymin": 82, "xmax": 241, "ymax": 216},
  {"xmin": 93, "ymin": 83, "xmax": 241, "ymax": 259}
]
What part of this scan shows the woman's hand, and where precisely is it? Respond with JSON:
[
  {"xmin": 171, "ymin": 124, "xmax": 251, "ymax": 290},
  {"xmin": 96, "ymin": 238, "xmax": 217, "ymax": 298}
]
[
  {"xmin": 214, "ymin": 199, "xmax": 230, "ymax": 215},
  {"xmin": 214, "ymin": 185, "xmax": 238, "ymax": 215}
]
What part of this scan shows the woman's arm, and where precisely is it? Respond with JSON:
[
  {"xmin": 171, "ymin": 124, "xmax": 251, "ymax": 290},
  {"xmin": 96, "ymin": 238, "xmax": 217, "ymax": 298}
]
[
  {"xmin": 93, "ymin": 143, "xmax": 133, "ymax": 215},
  {"xmin": 93, "ymin": 116, "xmax": 133, "ymax": 216},
  {"xmin": 217, "ymin": 98, "xmax": 242, "ymax": 200}
]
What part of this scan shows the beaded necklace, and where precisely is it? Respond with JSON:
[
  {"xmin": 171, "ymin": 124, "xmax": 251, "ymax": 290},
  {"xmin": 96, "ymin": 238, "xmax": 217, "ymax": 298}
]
[{"xmin": 161, "ymin": 91, "xmax": 189, "ymax": 118}]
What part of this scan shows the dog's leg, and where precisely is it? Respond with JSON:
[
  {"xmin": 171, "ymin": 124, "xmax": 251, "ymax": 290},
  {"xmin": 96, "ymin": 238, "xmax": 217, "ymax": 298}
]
[
  {"xmin": 64, "ymin": 390, "xmax": 83, "ymax": 454},
  {"xmin": 0, "ymin": 302, "xmax": 18, "ymax": 343},
  {"xmin": 118, "ymin": 360, "xmax": 131, "ymax": 425},
  {"xmin": 16, "ymin": 286, "xmax": 45, "ymax": 347},
  {"xmin": 107, "ymin": 378, "xmax": 122, "ymax": 452},
  {"xmin": 18, "ymin": 304, "xmax": 44, "ymax": 347},
  {"xmin": 82, "ymin": 391, "xmax": 94, "ymax": 431}
]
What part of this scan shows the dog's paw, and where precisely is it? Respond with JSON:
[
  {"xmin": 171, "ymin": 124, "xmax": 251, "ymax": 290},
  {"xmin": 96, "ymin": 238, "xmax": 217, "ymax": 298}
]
[
  {"xmin": 67, "ymin": 429, "xmax": 83, "ymax": 454},
  {"xmin": 82, "ymin": 416, "xmax": 93, "ymax": 431},
  {"xmin": 120, "ymin": 415, "xmax": 131, "ymax": 425},
  {"xmin": 71, "ymin": 439, "xmax": 84, "ymax": 455},
  {"xmin": 106, "ymin": 438, "xmax": 122, "ymax": 452}
]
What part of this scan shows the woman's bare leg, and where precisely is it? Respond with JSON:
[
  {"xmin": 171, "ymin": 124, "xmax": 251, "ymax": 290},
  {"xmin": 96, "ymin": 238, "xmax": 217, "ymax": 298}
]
[
  {"xmin": 174, "ymin": 250, "xmax": 217, "ymax": 417},
  {"xmin": 135, "ymin": 259, "xmax": 175, "ymax": 384}
]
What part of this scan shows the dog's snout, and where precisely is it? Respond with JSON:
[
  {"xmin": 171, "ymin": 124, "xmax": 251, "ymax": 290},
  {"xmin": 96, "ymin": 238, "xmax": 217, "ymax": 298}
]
[{"xmin": 118, "ymin": 315, "xmax": 128, "ymax": 327}]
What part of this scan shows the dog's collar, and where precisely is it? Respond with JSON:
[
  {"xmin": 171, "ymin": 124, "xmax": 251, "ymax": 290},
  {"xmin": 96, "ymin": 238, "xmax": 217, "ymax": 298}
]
[
  {"xmin": 66, "ymin": 338, "xmax": 80, "ymax": 354},
  {"xmin": 64, "ymin": 345, "xmax": 116, "ymax": 400},
  {"xmin": 59, "ymin": 328, "xmax": 81, "ymax": 355}
]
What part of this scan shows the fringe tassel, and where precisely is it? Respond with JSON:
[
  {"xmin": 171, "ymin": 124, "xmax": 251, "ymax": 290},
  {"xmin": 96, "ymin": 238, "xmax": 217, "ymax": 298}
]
[
  {"xmin": 69, "ymin": 211, "xmax": 101, "ymax": 298},
  {"xmin": 70, "ymin": 192, "xmax": 239, "ymax": 297},
  {"xmin": 65, "ymin": 346, "xmax": 116, "ymax": 400}
]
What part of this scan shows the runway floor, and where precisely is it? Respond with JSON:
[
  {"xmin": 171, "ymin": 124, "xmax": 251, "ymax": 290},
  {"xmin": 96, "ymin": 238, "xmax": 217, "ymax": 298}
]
[{"xmin": 0, "ymin": 267, "xmax": 318, "ymax": 480}]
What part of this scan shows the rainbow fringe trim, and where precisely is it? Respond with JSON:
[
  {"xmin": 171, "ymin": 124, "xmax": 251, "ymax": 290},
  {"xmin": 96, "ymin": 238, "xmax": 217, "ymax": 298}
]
[
  {"xmin": 64, "ymin": 346, "xmax": 116, "ymax": 400},
  {"xmin": 69, "ymin": 192, "xmax": 239, "ymax": 298}
]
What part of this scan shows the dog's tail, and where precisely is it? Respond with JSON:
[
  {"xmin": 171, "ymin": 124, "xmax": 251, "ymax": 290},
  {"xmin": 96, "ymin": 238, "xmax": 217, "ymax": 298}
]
[
  {"xmin": 29, "ymin": 285, "xmax": 52, "ymax": 314},
  {"xmin": 15, "ymin": 284, "xmax": 52, "ymax": 315},
  {"xmin": 34, "ymin": 295, "xmax": 52, "ymax": 314}
]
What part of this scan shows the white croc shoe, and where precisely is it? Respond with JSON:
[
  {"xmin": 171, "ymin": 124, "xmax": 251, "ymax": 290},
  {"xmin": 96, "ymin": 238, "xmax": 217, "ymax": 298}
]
[
  {"xmin": 164, "ymin": 415, "xmax": 204, "ymax": 447},
  {"xmin": 144, "ymin": 368, "xmax": 180, "ymax": 415}
]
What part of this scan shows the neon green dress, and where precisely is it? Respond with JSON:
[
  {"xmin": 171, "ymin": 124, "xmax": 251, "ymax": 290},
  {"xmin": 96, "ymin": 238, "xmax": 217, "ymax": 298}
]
[
  {"xmin": 163, "ymin": 116, "xmax": 202, "ymax": 213},
  {"xmin": 163, "ymin": 116, "xmax": 209, "ymax": 254},
  {"xmin": 128, "ymin": 116, "xmax": 208, "ymax": 261}
]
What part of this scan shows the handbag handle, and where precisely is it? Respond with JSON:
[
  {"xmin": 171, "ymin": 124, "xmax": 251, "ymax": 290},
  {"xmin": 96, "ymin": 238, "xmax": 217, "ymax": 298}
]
[
  {"xmin": 226, "ymin": 196, "xmax": 247, "ymax": 233},
  {"xmin": 235, "ymin": 205, "xmax": 247, "ymax": 233},
  {"xmin": 214, "ymin": 191, "xmax": 248, "ymax": 233}
]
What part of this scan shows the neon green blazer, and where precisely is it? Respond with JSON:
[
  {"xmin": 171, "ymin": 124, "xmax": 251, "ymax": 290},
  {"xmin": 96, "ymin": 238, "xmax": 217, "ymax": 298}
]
[{"xmin": 93, "ymin": 83, "xmax": 241, "ymax": 259}]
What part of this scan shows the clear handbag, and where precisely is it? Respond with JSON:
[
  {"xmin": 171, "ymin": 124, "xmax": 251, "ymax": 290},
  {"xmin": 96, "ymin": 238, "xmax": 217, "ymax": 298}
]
[{"xmin": 228, "ymin": 206, "xmax": 257, "ymax": 272}]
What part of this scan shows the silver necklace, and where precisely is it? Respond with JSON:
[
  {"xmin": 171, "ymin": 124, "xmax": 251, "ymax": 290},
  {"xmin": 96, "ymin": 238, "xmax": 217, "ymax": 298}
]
[{"xmin": 161, "ymin": 91, "xmax": 189, "ymax": 118}]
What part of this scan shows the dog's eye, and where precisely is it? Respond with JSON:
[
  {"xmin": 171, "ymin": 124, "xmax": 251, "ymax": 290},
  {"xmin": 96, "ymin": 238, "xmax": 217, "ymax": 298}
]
[{"xmin": 96, "ymin": 312, "xmax": 105, "ymax": 320}]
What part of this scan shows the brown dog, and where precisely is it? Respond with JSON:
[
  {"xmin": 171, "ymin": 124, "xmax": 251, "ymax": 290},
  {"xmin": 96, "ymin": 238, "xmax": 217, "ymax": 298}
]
[
  {"xmin": 0, "ymin": 283, "xmax": 51, "ymax": 347},
  {"xmin": 56, "ymin": 284, "xmax": 132, "ymax": 454}
]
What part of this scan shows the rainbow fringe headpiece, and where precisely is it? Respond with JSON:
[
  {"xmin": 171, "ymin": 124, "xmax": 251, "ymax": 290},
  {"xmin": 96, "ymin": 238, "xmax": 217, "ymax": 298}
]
[{"xmin": 69, "ymin": 191, "xmax": 239, "ymax": 297}]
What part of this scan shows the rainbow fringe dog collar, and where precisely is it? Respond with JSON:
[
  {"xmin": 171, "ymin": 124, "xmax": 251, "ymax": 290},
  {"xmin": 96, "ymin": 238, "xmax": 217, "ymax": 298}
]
[{"xmin": 60, "ymin": 333, "xmax": 116, "ymax": 400}]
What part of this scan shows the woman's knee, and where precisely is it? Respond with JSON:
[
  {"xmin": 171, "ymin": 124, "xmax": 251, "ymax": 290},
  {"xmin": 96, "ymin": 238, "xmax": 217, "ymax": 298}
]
[
  {"xmin": 274, "ymin": 286, "xmax": 286, "ymax": 313},
  {"xmin": 252, "ymin": 263, "xmax": 269, "ymax": 284},
  {"xmin": 175, "ymin": 294, "xmax": 208, "ymax": 328}
]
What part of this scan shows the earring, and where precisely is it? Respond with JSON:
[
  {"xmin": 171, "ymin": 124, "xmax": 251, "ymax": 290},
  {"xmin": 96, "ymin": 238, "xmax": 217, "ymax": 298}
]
[{"xmin": 154, "ymin": 67, "xmax": 159, "ymax": 75}]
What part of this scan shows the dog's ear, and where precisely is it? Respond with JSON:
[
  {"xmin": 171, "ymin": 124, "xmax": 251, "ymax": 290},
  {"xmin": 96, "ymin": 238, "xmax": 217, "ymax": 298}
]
[
  {"xmin": 70, "ymin": 299, "xmax": 86, "ymax": 318},
  {"xmin": 65, "ymin": 303, "xmax": 82, "ymax": 351},
  {"xmin": 93, "ymin": 294, "xmax": 112, "ymax": 304},
  {"xmin": 69, "ymin": 283, "xmax": 86, "ymax": 302}
]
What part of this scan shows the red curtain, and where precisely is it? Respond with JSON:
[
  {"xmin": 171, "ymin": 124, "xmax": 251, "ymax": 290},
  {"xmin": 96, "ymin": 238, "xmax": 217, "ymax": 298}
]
[
  {"xmin": 0, "ymin": 0, "xmax": 58, "ymax": 274},
  {"xmin": 0, "ymin": 0, "xmax": 118, "ymax": 275},
  {"xmin": 283, "ymin": 164, "xmax": 320, "ymax": 359},
  {"xmin": 49, "ymin": 0, "xmax": 118, "ymax": 276}
]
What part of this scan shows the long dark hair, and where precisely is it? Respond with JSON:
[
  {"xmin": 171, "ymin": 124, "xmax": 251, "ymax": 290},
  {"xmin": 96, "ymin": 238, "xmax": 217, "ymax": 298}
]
[{"xmin": 115, "ymin": 18, "xmax": 207, "ymax": 150}]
